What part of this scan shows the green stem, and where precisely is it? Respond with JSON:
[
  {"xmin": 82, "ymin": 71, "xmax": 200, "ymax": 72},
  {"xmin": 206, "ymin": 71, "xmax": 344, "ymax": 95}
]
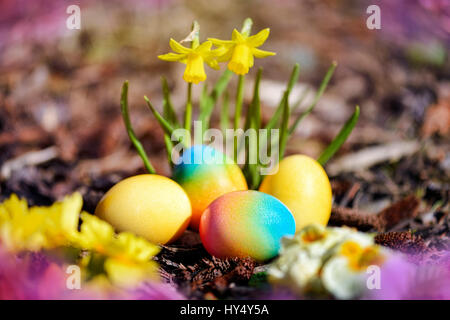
[
  {"xmin": 144, "ymin": 95, "xmax": 185, "ymax": 147},
  {"xmin": 185, "ymin": 82, "xmax": 192, "ymax": 132},
  {"xmin": 265, "ymin": 63, "xmax": 300, "ymax": 130},
  {"xmin": 234, "ymin": 75, "xmax": 245, "ymax": 162},
  {"xmin": 220, "ymin": 92, "xmax": 230, "ymax": 132},
  {"xmin": 291, "ymin": 87, "xmax": 310, "ymax": 113},
  {"xmin": 289, "ymin": 61, "xmax": 337, "ymax": 135},
  {"xmin": 278, "ymin": 91, "xmax": 290, "ymax": 160},
  {"xmin": 317, "ymin": 106, "xmax": 360, "ymax": 165},
  {"xmin": 120, "ymin": 81, "xmax": 156, "ymax": 174}
]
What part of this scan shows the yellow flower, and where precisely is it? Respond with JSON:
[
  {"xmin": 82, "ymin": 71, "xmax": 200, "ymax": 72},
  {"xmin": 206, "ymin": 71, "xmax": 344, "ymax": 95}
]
[
  {"xmin": 0, "ymin": 193, "xmax": 82, "ymax": 251},
  {"xmin": 321, "ymin": 240, "xmax": 388, "ymax": 299},
  {"xmin": 268, "ymin": 224, "xmax": 387, "ymax": 298},
  {"xmin": 339, "ymin": 241, "xmax": 385, "ymax": 272},
  {"xmin": 158, "ymin": 39, "xmax": 220, "ymax": 84},
  {"xmin": 76, "ymin": 212, "xmax": 116, "ymax": 254},
  {"xmin": 209, "ymin": 28, "xmax": 276, "ymax": 75},
  {"xmin": 77, "ymin": 213, "xmax": 160, "ymax": 287},
  {"xmin": 35, "ymin": 193, "xmax": 82, "ymax": 246},
  {"xmin": 104, "ymin": 232, "xmax": 159, "ymax": 287}
]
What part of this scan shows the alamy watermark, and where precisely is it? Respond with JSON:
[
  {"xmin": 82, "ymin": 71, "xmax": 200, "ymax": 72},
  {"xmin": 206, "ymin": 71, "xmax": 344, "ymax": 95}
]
[
  {"xmin": 366, "ymin": 4, "xmax": 381, "ymax": 30},
  {"xmin": 366, "ymin": 265, "xmax": 381, "ymax": 290},
  {"xmin": 170, "ymin": 121, "xmax": 280, "ymax": 175},
  {"xmin": 66, "ymin": 265, "xmax": 81, "ymax": 290},
  {"xmin": 66, "ymin": 5, "xmax": 81, "ymax": 30}
]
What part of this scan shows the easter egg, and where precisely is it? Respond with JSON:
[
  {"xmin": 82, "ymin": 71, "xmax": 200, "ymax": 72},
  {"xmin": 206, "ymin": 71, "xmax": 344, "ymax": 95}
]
[
  {"xmin": 259, "ymin": 155, "xmax": 332, "ymax": 232},
  {"xmin": 173, "ymin": 145, "xmax": 248, "ymax": 230},
  {"xmin": 95, "ymin": 174, "xmax": 191, "ymax": 244},
  {"xmin": 199, "ymin": 190, "xmax": 296, "ymax": 261}
]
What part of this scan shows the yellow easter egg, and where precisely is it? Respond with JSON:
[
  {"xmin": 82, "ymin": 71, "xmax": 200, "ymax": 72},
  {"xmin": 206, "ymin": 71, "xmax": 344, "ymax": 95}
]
[
  {"xmin": 259, "ymin": 155, "xmax": 332, "ymax": 232},
  {"xmin": 95, "ymin": 174, "xmax": 191, "ymax": 244}
]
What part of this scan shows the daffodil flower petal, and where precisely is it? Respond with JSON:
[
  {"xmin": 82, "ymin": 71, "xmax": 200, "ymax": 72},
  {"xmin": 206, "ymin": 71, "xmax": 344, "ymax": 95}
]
[
  {"xmin": 205, "ymin": 58, "xmax": 220, "ymax": 70},
  {"xmin": 196, "ymin": 40, "xmax": 213, "ymax": 53},
  {"xmin": 209, "ymin": 25, "xmax": 275, "ymax": 75},
  {"xmin": 169, "ymin": 38, "xmax": 191, "ymax": 54},
  {"xmin": 252, "ymin": 48, "xmax": 276, "ymax": 58},
  {"xmin": 160, "ymin": 37, "xmax": 220, "ymax": 83},
  {"xmin": 183, "ymin": 55, "xmax": 207, "ymax": 84},
  {"xmin": 247, "ymin": 28, "xmax": 270, "ymax": 47},
  {"xmin": 208, "ymin": 38, "xmax": 235, "ymax": 46},
  {"xmin": 231, "ymin": 29, "xmax": 245, "ymax": 43},
  {"xmin": 158, "ymin": 53, "xmax": 186, "ymax": 62},
  {"xmin": 215, "ymin": 47, "xmax": 234, "ymax": 62}
]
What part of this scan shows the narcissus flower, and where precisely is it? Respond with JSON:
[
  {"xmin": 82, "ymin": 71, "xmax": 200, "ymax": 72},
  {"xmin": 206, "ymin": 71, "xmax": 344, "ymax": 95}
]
[
  {"xmin": 158, "ymin": 39, "xmax": 220, "ymax": 84},
  {"xmin": 209, "ymin": 28, "xmax": 276, "ymax": 75}
]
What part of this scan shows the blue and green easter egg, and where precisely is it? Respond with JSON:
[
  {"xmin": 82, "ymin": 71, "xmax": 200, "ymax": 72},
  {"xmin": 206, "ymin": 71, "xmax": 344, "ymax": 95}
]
[
  {"xmin": 199, "ymin": 190, "xmax": 296, "ymax": 261},
  {"xmin": 173, "ymin": 145, "xmax": 248, "ymax": 230}
]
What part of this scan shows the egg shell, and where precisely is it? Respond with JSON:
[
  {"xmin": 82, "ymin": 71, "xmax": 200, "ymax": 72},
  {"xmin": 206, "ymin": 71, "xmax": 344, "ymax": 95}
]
[
  {"xmin": 199, "ymin": 190, "xmax": 296, "ymax": 261},
  {"xmin": 95, "ymin": 174, "xmax": 191, "ymax": 244},
  {"xmin": 173, "ymin": 145, "xmax": 248, "ymax": 230},
  {"xmin": 259, "ymin": 155, "xmax": 332, "ymax": 232}
]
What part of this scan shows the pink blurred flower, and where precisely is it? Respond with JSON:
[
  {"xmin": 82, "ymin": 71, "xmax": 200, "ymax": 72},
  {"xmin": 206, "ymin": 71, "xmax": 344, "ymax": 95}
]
[
  {"xmin": 0, "ymin": 0, "xmax": 173, "ymax": 47},
  {"xmin": 0, "ymin": 247, "xmax": 186, "ymax": 300},
  {"xmin": 364, "ymin": 253, "xmax": 450, "ymax": 300},
  {"xmin": 130, "ymin": 282, "xmax": 186, "ymax": 300},
  {"xmin": 377, "ymin": 0, "xmax": 450, "ymax": 47}
]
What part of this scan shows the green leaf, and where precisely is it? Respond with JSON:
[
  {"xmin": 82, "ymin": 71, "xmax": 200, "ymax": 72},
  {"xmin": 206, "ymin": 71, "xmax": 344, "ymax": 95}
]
[
  {"xmin": 243, "ymin": 68, "xmax": 262, "ymax": 188},
  {"xmin": 161, "ymin": 77, "xmax": 179, "ymax": 127},
  {"xmin": 120, "ymin": 81, "xmax": 156, "ymax": 174},
  {"xmin": 265, "ymin": 63, "xmax": 300, "ymax": 130},
  {"xmin": 163, "ymin": 134, "xmax": 174, "ymax": 167},
  {"xmin": 220, "ymin": 91, "xmax": 230, "ymax": 132},
  {"xmin": 249, "ymin": 272, "xmax": 268, "ymax": 287},
  {"xmin": 317, "ymin": 105, "xmax": 360, "ymax": 165},
  {"xmin": 161, "ymin": 78, "xmax": 179, "ymax": 167},
  {"xmin": 289, "ymin": 61, "xmax": 337, "ymax": 135},
  {"xmin": 185, "ymin": 82, "xmax": 193, "ymax": 132},
  {"xmin": 144, "ymin": 95, "xmax": 187, "ymax": 147},
  {"xmin": 233, "ymin": 74, "xmax": 245, "ymax": 162},
  {"xmin": 278, "ymin": 91, "xmax": 290, "ymax": 160},
  {"xmin": 291, "ymin": 87, "xmax": 310, "ymax": 113},
  {"xmin": 199, "ymin": 69, "xmax": 233, "ymax": 132}
]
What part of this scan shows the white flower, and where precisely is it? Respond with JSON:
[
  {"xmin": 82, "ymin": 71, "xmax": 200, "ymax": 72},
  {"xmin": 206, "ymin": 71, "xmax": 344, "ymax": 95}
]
[{"xmin": 268, "ymin": 224, "xmax": 389, "ymax": 299}]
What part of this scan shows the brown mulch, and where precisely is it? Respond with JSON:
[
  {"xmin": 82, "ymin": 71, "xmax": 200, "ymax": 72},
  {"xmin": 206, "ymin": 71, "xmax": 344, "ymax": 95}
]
[
  {"xmin": 155, "ymin": 238, "xmax": 261, "ymax": 299},
  {"xmin": 330, "ymin": 195, "xmax": 420, "ymax": 232}
]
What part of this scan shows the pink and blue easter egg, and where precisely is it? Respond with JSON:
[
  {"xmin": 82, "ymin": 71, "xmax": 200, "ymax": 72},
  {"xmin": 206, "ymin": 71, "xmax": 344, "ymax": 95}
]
[
  {"xmin": 199, "ymin": 190, "xmax": 296, "ymax": 261},
  {"xmin": 173, "ymin": 145, "xmax": 247, "ymax": 231}
]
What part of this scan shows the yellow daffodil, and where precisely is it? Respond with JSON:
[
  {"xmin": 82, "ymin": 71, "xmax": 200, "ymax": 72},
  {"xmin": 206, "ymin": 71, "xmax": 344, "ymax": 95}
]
[
  {"xmin": 158, "ymin": 39, "xmax": 220, "ymax": 84},
  {"xmin": 209, "ymin": 28, "xmax": 276, "ymax": 75}
]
